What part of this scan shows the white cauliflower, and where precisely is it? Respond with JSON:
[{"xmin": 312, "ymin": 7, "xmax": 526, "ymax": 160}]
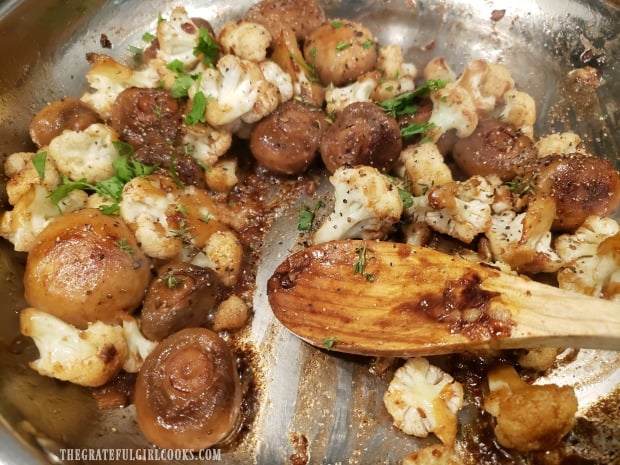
[
  {"xmin": 402, "ymin": 444, "xmax": 464, "ymax": 465},
  {"xmin": 372, "ymin": 44, "xmax": 417, "ymax": 101},
  {"xmin": 424, "ymin": 175, "xmax": 495, "ymax": 244},
  {"xmin": 535, "ymin": 132, "xmax": 582, "ymax": 158},
  {"xmin": 423, "ymin": 56, "xmax": 457, "ymax": 83},
  {"xmin": 500, "ymin": 89, "xmax": 536, "ymax": 139},
  {"xmin": 81, "ymin": 54, "xmax": 159, "ymax": 119},
  {"xmin": 383, "ymin": 357, "xmax": 464, "ymax": 445},
  {"xmin": 325, "ymin": 74, "xmax": 378, "ymax": 115},
  {"xmin": 47, "ymin": 123, "xmax": 119, "ymax": 183},
  {"xmin": 204, "ymin": 156, "xmax": 239, "ymax": 192},
  {"xmin": 4, "ymin": 151, "xmax": 61, "ymax": 206},
  {"xmin": 554, "ymin": 215, "xmax": 620, "ymax": 301},
  {"xmin": 486, "ymin": 195, "xmax": 563, "ymax": 274},
  {"xmin": 121, "ymin": 317, "xmax": 158, "ymax": 373},
  {"xmin": 426, "ymin": 82, "xmax": 478, "ymax": 142},
  {"xmin": 181, "ymin": 122, "xmax": 233, "ymax": 168},
  {"xmin": 0, "ymin": 185, "xmax": 87, "ymax": 252},
  {"xmin": 155, "ymin": 6, "xmax": 204, "ymax": 70},
  {"xmin": 187, "ymin": 229, "xmax": 243, "ymax": 287},
  {"xmin": 259, "ymin": 60, "xmax": 294, "ymax": 103},
  {"xmin": 218, "ymin": 20, "xmax": 272, "ymax": 62},
  {"xmin": 483, "ymin": 364, "xmax": 578, "ymax": 451},
  {"xmin": 193, "ymin": 54, "xmax": 282, "ymax": 128},
  {"xmin": 456, "ymin": 60, "xmax": 515, "ymax": 115},
  {"xmin": 400, "ymin": 142, "xmax": 453, "ymax": 196},
  {"xmin": 212, "ymin": 294, "xmax": 250, "ymax": 332},
  {"xmin": 312, "ymin": 165, "xmax": 404, "ymax": 244},
  {"xmin": 19, "ymin": 307, "xmax": 128, "ymax": 387}
]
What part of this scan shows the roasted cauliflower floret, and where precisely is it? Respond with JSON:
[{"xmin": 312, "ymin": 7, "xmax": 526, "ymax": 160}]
[
  {"xmin": 259, "ymin": 60, "xmax": 294, "ymax": 103},
  {"xmin": 312, "ymin": 165, "xmax": 404, "ymax": 244},
  {"xmin": 383, "ymin": 357, "xmax": 464, "ymax": 445},
  {"xmin": 212, "ymin": 294, "xmax": 250, "ymax": 332},
  {"xmin": 188, "ymin": 230, "xmax": 243, "ymax": 287},
  {"xmin": 81, "ymin": 54, "xmax": 159, "ymax": 119},
  {"xmin": 423, "ymin": 56, "xmax": 457, "ymax": 83},
  {"xmin": 425, "ymin": 175, "xmax": 495, "ymax": 244},
  {"xmin": 156, "ymin": 6, "xmax": 205, "ymax": 70},
  {"xmin": 372, "ymin": 44, "xmax": 417, "ymax": 101},
  {"xmin": 402, "ymin": 444, "xmax": 464, "ymax": 465},
  {"xmin": 19, "ymin": 307, "xmax": 128, "ymax": 388},
  {"xmin": 193, "ymin": 54, "xmax": 284, "ymax": 129},
  {"xmin": 218, "ymin": 20, "xmax": 272, "ymax": 62},
  {"xmin": 486, "ymin": 195, "xmax": 563, "ymax": 274},
  {"xmin": 47, "ymin": 123, "xmax": 120, "ymax": 183},
  {"xmin": 204, "ymin": 157, "xmax": 239, "ymax": 192},
  {"xmin": 535, "ymin": 132, "xmax": 582, "ymax": 158},
  {"xmin": 0, "ymin": 185, "xmax": 87, "ymax": 252},
  {"xmin": 427, "ymin": 82, "xmax": 478, "ymax": 142},
  {"xmin": 483, "ymin": 364, "xmax": 578, "ymax": 452},
  {"xmin": 400, "ymin": 142, "xmax": 453, "ymax": 196},
  {"xmin": 181, "ymin": 122, "xmax": 233, "ymax": 168},
  {"xmin": 4, "ymin": 151, "xmax": 61, "ymax": 206},
  {"xmin": 456, "ymin": 60, "xmax": 515, "ymax": 115},
  {"xmin": 554, "ymin": 215, "xmax": 620, "ymax": 301},
  {"xmin": 500, "ymin": 89, "xmax": 536, "ymax": 139},
  {"xmin": 121, "ymin": 317, "xmax": 158, "ymax": 373},
  {"xmin": 325, "ymin": 74, "xmax": 378, "ymax": 115}
]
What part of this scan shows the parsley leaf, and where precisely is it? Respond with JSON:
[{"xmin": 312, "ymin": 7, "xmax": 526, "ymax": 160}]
[
  {"xmin": 49, "ymin": 175, "xmax": 93, "ymax": 205},
  {"xmin": 401, "ymin": 121, "xmax": 436, "ymax": 139},
  {"xmin": 171, "ymin": 74, "xmax": 196, "ymax": 98},
  {"xmin": 32, "ymin": 151, "xmax": 47, "ymax": 180},
  {"xmin": 193, "ymin": 27, "xmax": 219, "ymax": 67},
  {"xmin": 322, "ymin": 337, "xmax": 338, "ymax": 350},
  {"xmin": 398, "ymin": 188, "xmax": 414, "ymax": 209},
  {"xmin": 297, "ymin": 200, "xmax": 325, "ymax": 231},
  {"xmin": 379, "ymin": 78, "xmax": 447, "ymax": 117},
  {"xmin": 185, "ymin": 91, "xmax": 207, "ymax": 125},
  {"xmin": 142, "ymin": 32, "xmax": 155, "ymax": 43},
  {"xmin": 166, "ymin": 59, "xmax": 185, "ymax": 74}
]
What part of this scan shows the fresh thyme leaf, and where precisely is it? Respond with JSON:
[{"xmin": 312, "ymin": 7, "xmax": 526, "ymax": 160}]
[
  {"xmin": 161, "ymin": 270, "xmax": 182, "ymax": 289},
  {"xmin": 322, "ymin": 337, "xmax": 337, "ymax": 350},
  {"xmin": 194, "ymin": 27, "xmax": 219, "ymax": 67},
  {"xmin": 335, "ymin": 41, "xmax": 351, "ymax": 51},
  {"xmin": 118, "ymin": 238, "xmax": 136, "ymax": 255},
  {"xmin": 401, "ymin": 121, "xmax": 436, "ymax": 139},
  {"xmin": 362, "ymin": 39, "xmax": 375, "ymax": 49},
  {"xmin": 185, "ymin": 91, "xmax": 207, "ymax": 125},
  {"xmin": 290, "ymin": 53, "xmax": 319, "ymax": 82},
  {"xmin": 168, "ymin": 152, "xmax": 184, "ymax": 188},
  {"xmin": 32, "ymin": 151, "xmax": 47, "ymax": 180}
]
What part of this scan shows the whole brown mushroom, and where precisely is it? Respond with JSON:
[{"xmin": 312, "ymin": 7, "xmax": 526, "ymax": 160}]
[
  {"xmin": 320, "ymin": 102, "xmax": 402, "ymax": 173},
  {"xmin": 451, "ymin": 119, "xmax": 537, "ymax": 181},
  {"xmin": 23, "ymin": 208, "xmax": 151, "ymax": 329},
  {"xmin": 529, "ymin": 153, "xmax": 620, "ymax": 231},
  {"xmin": 134, "ymin": 328, "xmax": 242, "ymax": 450},
  {"xmin": 249, "ymin": 100, "xmax": 326, "ymax": 175},
  {"xmin": 140, "ymin": 262, "xmax": 221, "ymax": 341},
  {"xmin": 303, "ymin": 19, "xmax": 377, "ymax": 87},
  {"xmin": 244, "ymin": 0, "xmax": 325, "ymax": 41},
  {"xmin": 29, "ymin": 98, "xmax": 101, "ymax": 147}
]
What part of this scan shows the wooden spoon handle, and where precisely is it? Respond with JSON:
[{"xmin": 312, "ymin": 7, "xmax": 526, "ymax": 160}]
[{"xmin": 267, "ymin": 240, "xmax": 620, "ymax": 357}]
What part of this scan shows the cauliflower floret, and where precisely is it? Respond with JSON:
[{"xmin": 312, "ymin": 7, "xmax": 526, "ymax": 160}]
[
  {"xmin": 0, "ymin": 185, "xmax": 87, "ymax": 252},
  {"xmin": 312, "ymin": 165, "xmax": 404, "ymax": 244},
  {"xmin": 483, "ymin": 364, "xmax": 578, "ymax": 452},
  {"xmin": 402, "ymin": 444, "xmax": 464, "ymax": 465},
  {"xmin": 19, "ymin": 307, "xmax": 128, "ymax": 387},
  {"xmin": 500, "ymin": 89, "xmax": 536, "ymax": 139},
  {"xmin": 456, "ymin": 60, "xmax": 515, "ymax": 115},
  {"xmin": 218, "ymin": 20, "xmax": 272, "ymax": 62},
  {"xmin": 4, "ymin": 151, "xmax": 61, "ymax": 206},
  {"xmin": 426, "ymin": 82, "xmax": 478, "ymax": 142},
  {"xmin": 121, "ymin": 317, "xmax": 158, "ymax": 373},
  {"xmin": 47, "ymin": 123, "xmax": 119, "ymax": 183},
  {"xmin": 400, "ymin": 142, "xmax": 453, "ymax": 196},
  {"xmin": 212, "ymin": 294, "xmax": 250, "ymax": 332},
  {"xmin": 204, "ymin": 156, "xmax": 239, "ymax": 192},
  {"xmin": 384, "ymin": 357, "xmax": 464, "ymax": 445},
  {"xmin": 259, "ymin": 60, "xmax": 294, "ymax": 103},
  {"xmin": 424, "ymin": 175, "xmax": 494, "ymax": 244},
  {"xmin": 81, "ymin": 54, "xmax": 159, "ymax": 119},
  {"xmin": 554, "ymin": 215, "xmax": 620, "ymax": 300},
  {"xmin": 486, "ymin": 195, "xmax": 563, "ymax": 274},
  {"xmin": 193, "ymin": 54, "xmax": 282, "ymax": 127},
  {"xmin": 182, "ymin": 122, "xmax": 233, "ymax": 168},
  {"xmin": 120, "ymin": 176, "xmax": 182, "ymax": 259},
  {"xmin": 155, "ymin": 6, "xmax": 203, "ymax": 70},
  {"xmin": 372, "ymin": 45, "xmax": 417, "ymax": 101},
  {"xmin": 423, "ymin": 56, "xmax": 457, "ymax": 83},
  {"xmin": 188, "ymin": 230, "xmax": 243, "ymax": 287},
  {"xmin": 535, "ymin": 132, "xmax": 582, "ymax": 158},
  {"xmin": 325, "ymin": 74, "xmax": 378, "ymax": 115}
]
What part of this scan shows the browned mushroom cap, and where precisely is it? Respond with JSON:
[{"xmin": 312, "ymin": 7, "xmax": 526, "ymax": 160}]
[
  {"xmin": 249, "ymin": 100, "xmax": 326, "ymax": 175},
  {"xmin": 134, "ymin": 141, "xmax": 206, "ymax": 189},
  {"xmin": 452, "ymin": 119, "xmax": 537, "ymax": 181},
  {"xmin": 303, "ymin": 19, "xmax": 377, "ymax": 87},
  {"xmin": 134, "ymin": 328, "xmax": 242, "ymax": 450},
  {"xmin": 529, "ymin": 153, "xmax": 620, "ymax": 231},
  {"xmin": 140, "ymin": 262, "xmax": 221, "ymax": 341},
  {"xmin": 320, "ymin": 102, "xmax": 402, "ymax": 173},
  {"xmin": 244, "ymin": 0, "xmax": 325, "ymax": 41},
  {"xmin": 29, "ymin": 98, "xmax": 101, "ymax": 147},
  {"xmin": 109, "ymin": 87, "xmax": 183, "ymax": 148}
]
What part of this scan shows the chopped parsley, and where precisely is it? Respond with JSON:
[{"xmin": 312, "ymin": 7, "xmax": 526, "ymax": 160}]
[
  {"xmin": 194, "ymin": 27, "xmax": 219, "ymax": 67},
  {"xmin": 171, "ymin": 74, "xmax": 197, "ymax": 98},
  {"xmin": 141, "ymin": 32, "xmax": 155, "ymax": 43},
  {"xmin": 166, "ymin": 59, "xmax": 185, "ymax": 74},
  {"xmin": 401, "ymin": 121, "xmax": 436, "ymax": 139},
  {"xmin": 32, "ymin": 151, "xmax": 47, "ymax": 180},
  {"xmin": 398, "ymin": 188, "xmax": 414, "ymax": 209},
  {"xmin": 322, "ymin": 337, "xmax": 338, "ymax": 350},
  {"xmin": 185, "ymin": 91, "xmax": 207, "ymax": 125},
  {"xmin": 335, "ymin": 41, "xmax": 351, "ymax": 51},
  {"xmin": 379, "ymin": 78, "xmax": 447, "ymax": 118},
  {"xmin": 331, "ymin": 21, "xmax": 343, "ymax": 28},
  {"xmin": 297, "ymin": 200, "xmax": 325, "ymax": 231}
]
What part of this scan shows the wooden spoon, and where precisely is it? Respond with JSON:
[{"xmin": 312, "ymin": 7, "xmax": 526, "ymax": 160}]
[{"xmin": 267, "ymin": 240, "xmax": 620, "ymax": 357}]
